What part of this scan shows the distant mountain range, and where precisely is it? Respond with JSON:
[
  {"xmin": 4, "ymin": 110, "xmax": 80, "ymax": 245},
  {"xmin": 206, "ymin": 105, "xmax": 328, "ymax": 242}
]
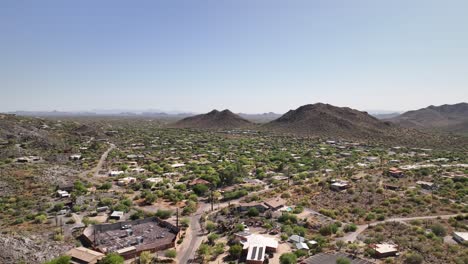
[
  {"xmin": 238, "ymin": 112, "xmax": 282, "ymax": 123},
  {"xmin": 372, "ymin": 112, "xmax": 402, "ymax": 120},
  {"xmin": 388, "ymin": 103, "xmax": 468, "ymax": 134},
  {"xmin": 171, "ymin": 109, "xmax": 253, "ymax": 129},
  {"xmin": 165, "ymin": 103, "xmax": 467, "ymax": 147},
  {"xmin": 3, "ymin": 103, "xmax": 467, "ymax": 148},
  {"xmin": 7, "ymin": 110, "xmax": 195, "ymax": 119}
]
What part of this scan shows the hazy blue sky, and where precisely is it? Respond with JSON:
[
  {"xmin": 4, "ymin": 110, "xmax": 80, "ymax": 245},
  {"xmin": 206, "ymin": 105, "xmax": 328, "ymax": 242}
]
[{"xmin": 1, "ymin": 0, "xmax": 467, "ymax": 113}]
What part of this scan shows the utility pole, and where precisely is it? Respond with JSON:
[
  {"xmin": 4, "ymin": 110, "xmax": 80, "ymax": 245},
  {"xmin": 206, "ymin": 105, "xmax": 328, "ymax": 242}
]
[
  {"xmin": 176, "ymin": 208, "xmax": 179, "ymax": 228},
  {"xmin": 60, "ymin": 217, "xmax": 63, "ymax": 235},
  {"xmin": 210, "ymin": 189, "xmax": 214, "ymax": 211}
]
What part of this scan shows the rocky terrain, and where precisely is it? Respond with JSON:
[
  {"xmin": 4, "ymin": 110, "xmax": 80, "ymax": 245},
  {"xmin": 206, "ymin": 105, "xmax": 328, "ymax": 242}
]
[
  {"xmin": 262, "ymin": 103, "xmax": 453, "ymax": 147},
  {"xmin": 388, "ymin": 103, "xmax": 468, "ymax": 134},
  {"xmin": 0, "ymin": 234, "xmax": 74, "ymax": 264}
]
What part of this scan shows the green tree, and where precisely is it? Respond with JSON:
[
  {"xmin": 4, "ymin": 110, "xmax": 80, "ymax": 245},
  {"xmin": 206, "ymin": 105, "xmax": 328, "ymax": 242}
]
[
  {"xmin": 98, "ymin": 253, "xmax": 124, "ymax": 264},
  {"xmin": 43, "ymin": 256, "xmax": 71, "ymax": 264},
  {"xmin": 205, "ymin": 220, "xmax": 216, "ymax": 233},
  {"xmin": 192, "ymin": 184, "xmax": 209, "ymax": 196},
  {"xmin": 404, "ymin": 252, "xmax": 423, "ymax": 264},
  {"xmin": 431, "ymin": 224, "xmax": 446, "ymax": 237},
  {"xmin": 247, "ymin": 207, "xmax": 259, "ymax": 217},
  {"xmin": 197, "ymin": 243, "xmax": 211, "ymax": 261},
  {"xmin": 229, "ymin": 244, "xmax": 243, "ymax": 259},
  {"xmin": 139, "ymin": 251, "xmax": 153, "ymax": 264},
  {"xmin": 34, "ymin": 214, "xmax": 47, "ymax": 224},
  {"xmin": 336, "ymin": 257, "xmax": 351, "ymax": 264},
  {"xmin": 336, "ymin": 240, "xmax": 346, "ymax": 251},
  {"xmin": 73, "ymin": 181, "xmax": 88, "ymax": 194},
  {"xmin": 155, "ymin": 209, "xmax": 172, "ymax": 219},
  {"xmin": 208, "ymin": 233, "xmax": 219, "ymax": 245},
  {"xmin": 280, "ymin": 253, "xmax": 297, "ymax": 264},
  {"xmin": 165, "ymin": 249, "xmax": 177, "ymax": 259}
]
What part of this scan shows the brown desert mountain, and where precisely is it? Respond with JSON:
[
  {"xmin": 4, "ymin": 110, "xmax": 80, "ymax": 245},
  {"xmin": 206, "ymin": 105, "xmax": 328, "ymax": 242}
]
[
  {"xmin": 263, "ymin": 103, "xmax": 466, "ymax": 147},
  {"xmin": 171, "ymin": 109, "xmax": 253, "ymax": 129},
  {"xmin": 388, "ymin": 103, "xmax": 468, "ymax": 134}
]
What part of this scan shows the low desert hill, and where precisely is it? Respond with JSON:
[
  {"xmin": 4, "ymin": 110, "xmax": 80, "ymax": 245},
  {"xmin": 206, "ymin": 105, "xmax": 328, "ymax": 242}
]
[{"xmin": 170, "ymin": 109, "xmax": 253, "ymax": 129}]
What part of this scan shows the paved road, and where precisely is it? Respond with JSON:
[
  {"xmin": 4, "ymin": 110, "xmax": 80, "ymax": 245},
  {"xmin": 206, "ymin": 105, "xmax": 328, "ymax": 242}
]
[
  {"xmin": 177, "ymin": 202, "xmax": 210, "ymax": 264},
  {"xmin": 340, "ymin": 214, "xmax": 460, "ymax": 242},
  {"xmin": 177, "ymin": 187, "xmax": 271, "ymax": 263}
]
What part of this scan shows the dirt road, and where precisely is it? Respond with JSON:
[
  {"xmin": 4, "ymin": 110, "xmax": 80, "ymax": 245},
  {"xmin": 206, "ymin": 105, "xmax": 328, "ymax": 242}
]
[{"xmin": 78, "ymin": 143, "xmax": 115, "ymax": 182}]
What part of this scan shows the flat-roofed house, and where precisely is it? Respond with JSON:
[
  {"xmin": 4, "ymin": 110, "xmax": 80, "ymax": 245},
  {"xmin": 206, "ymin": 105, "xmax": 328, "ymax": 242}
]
[
  {"xmin": 416, "ymin": 181, "xmax": 435, "ymax": 190},
  {"xmin": 70, "ymin": 154, "xmax": 82, "ymax": 161},
  {"xmin": 330, "ymin": 180, "xmax": 349, "ymax": 191},
  {"xmin": 238, "ymin": 201, "xmax": 269, "ymax": 213},
  {"xmin": 66, "ymin": 247, "xmax": 104, "ymax": 264},
  {"xmin": 370, "ymin": 243, "xmax": 399, "ymax": 258},
  {"xmin": 118, "ymin": 177, "xmax": 136, "ymax": 186},
  {"xmin": 109, "ymin": 170, "xmax": 124, "ymax": 177},
  {"xmin": 57, "ymin": 190, "xmax": 70, "ymax": 198},
  {"xmin": 388, "ymin": 168, "xmax": 404, "ymax": 178},
  {"xmin": 453, "ymin": 232, "xmax": 468, "ymax": 244},
  {"xmin": 237, "ymin": 233, "xmax": 278, "ymax": 264},
  {"xmin": 264, "ymin": 198, "xmax": 285, "ymax": 211},
  {"xmin": 110, "ymin": 211, "xmax": 124, "ymax": 220}
]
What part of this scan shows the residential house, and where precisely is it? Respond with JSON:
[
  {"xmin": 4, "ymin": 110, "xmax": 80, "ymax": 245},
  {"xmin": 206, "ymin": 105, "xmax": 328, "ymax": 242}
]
[
  {"xmin": 109, "ymin": 170, "xmax": 125, "ymax": 177},
  {"xmin": 70, "ymin": 154, "xmax": 82, "ymax": 161},
  {"xmin": 110, "ymin": 211, "xmax": 124, "ymax": 220},
  {"xmin": 453, "ymin": 232, "xmax": 468, "ymax": 244},
  {"xmin": 57, "ymin": 190, "xmax": 71, "ymax": 198},
  {"xmin": 264, "ymin": 198, "xmax": 286, "ymax": 211},
  {"xmin": 238, "ymin": 202, "xmax": 269, "ymax": 213},
  {"xmin": 118, "ymin": 177, "xmax": 136, "ymax": 186},
  {"xmin": 330, "ymin": 180, "xmax": 350, "ymax": 191},
  {"xmin": 416, "ymin": 181, "xmax": 436, "ymax": 190},
  {"xmin": 388, "ymin": 168, "xmax": 404, "ymax": 178},
  {"xmin": 370, "ymin": 243, "xmax": 399, "ymax": 258},
  {"xmin": 66, "ymin": 247, "xmax": 104, "ymax": 264},
  {"xmin": 236, "ymin": 233, "xmax": 278, "ymax": 264}
]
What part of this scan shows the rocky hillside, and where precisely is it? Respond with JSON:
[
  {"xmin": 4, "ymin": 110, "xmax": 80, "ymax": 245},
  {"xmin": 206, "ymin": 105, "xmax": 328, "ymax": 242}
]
[
  {"xmin": 388, "ymin": 103, "xmax": 468, "ymax": 134},
  {"xmin": 0, "ymin": 114, "xmax": 105, "ymax": 160},
  {"xmin": 263, "ymin": 103, "xmax": 465, "ymax": 147},
  {"xmin": 170, "ymin": 109, "xmax": 253, "ymax": 129}
]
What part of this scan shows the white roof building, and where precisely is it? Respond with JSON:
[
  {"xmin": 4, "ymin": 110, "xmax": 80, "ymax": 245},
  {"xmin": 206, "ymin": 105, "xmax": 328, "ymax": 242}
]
[
  {"xmin": 371, "ymin": 243, "xmax": 399, "ymax": 257},
  {"xmin": 109, "ymin": 170, "xmax": 125, "ymax": 176},
  {"xmin": 110, "ymin": 211, "xmax": 124, "ymax": 220},
  {"xmin": 57, "ymin": 190, "xmax": 70, "ymax": 198},
  {"xmin": 239, "ymin": 234, "xmax": 278, "ymax": 264},
  {"xmin": 171, "ymin": 163, "xmax": 186, "ymax": 168},
  {"xmin": 296, "ymin": 242, "xmax": 309, "ymax": 250},
  {"xmin": 453, "ymin": 232, "xmax": 468, "ymax": 244},
  {"xmin": 289, "ymin": 235, "xmax": 307, "ymax": 243},
  {"xmin": 70, "ymin": 154, "xmax": 82, "ymax": 160},
  {"xmin": 146, "ymin": 177, "xmax": 163, "ymax": 184},
  {"xmin": 118, "ymin": 177, "xmax": 136, "ymax": 186}
]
